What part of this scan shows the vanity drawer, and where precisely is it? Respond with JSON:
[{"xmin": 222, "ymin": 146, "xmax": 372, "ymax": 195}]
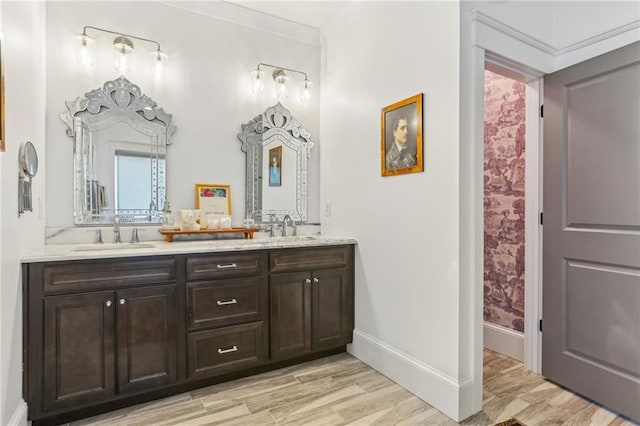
[
  {"xmin": 187, "ymin": 322, "xmax": 266, "ymax": 379},
  {"xmin": 40, "ymin": 258, "xmax": 177, "ymax": 293},
  {"xmin": 187, "ymin": 276, "xmax": 267, "ymax": 330},
  {"xmin": 270, "ymin": 246, "xmax": 349, "ymax": 273},
  {"xmin": 186, "ymin": 252, "xmax": 265, "ymax": 281}
]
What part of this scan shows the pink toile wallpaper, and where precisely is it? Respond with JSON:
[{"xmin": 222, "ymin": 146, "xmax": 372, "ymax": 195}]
[{"xmin": 483, "ymin": 70, "xmax": 526, "ymax": 332}]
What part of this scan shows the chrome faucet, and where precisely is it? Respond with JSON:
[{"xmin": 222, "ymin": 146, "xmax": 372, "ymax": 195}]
[
  {"xmin": 282, "ymin": 214, "xmax": 297, "ymax": 237},
  {"xmin": 130, "ymin": 228, "xmax": 139, "ymax": 244},
  {"xmin": 113, "ymin": 215, "xmax": 121, "ymax": 243},
  {"xmin": 269, "ymin": 214, "xmax": 278, "ymax": 238}
]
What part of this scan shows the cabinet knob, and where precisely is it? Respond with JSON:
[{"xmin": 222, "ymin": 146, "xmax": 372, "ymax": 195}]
[
  {"xmin": 313, "ymin": 278, "xmax": 319, "ymax": 283},
  {"xmin": 305, "ymin": 278, "xmax": 311, "ymax": 284},
  {"xmin": 105, "ymin": 300, "xmax": 112, "ymax": 307},
  {"xmin": 119, "ymin": 299, "xmax": 126, "ymax": 305}
]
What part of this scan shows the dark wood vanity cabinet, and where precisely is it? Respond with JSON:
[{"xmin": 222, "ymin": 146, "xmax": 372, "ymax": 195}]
[
  {"xmin": 23, "ymin": 244, "xmax": 354, "ymax": 425},
  {"xmin": 270, "ymin": 246, "xmax": 355, "ymax": 361}
]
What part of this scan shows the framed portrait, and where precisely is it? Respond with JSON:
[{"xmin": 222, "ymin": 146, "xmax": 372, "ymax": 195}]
[
  {"xmin": 268, "ymin": 146, "xmax": 282, "ymax": 187},
  {"xmin": 195, "ymin": 183, "xmax": 231, "ymax": 216},
  {"xmin": 0, "ymin": 31, "xmax": 5, "ymax": 152},
  {"xmin": 380, "ymin": 93, "xmax": 423, "ymax": 176}
]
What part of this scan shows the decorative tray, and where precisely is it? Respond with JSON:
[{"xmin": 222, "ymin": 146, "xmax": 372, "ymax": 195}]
[{"xmin": 158, "ymin": 227, "xmax": 260, "ymax": 242}]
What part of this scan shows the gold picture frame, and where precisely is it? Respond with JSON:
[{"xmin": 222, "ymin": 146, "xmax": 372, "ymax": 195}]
[
  {"xmin": 380, "ymin": 93, "xmax": 423, "ymax": 176},
  {"xmin": 195, "ymin": 183, "xmax": 231, "ymax": 216},
  {"xmin": 0, "ymin": 31, "xmax": 5, "ymax": 152}
]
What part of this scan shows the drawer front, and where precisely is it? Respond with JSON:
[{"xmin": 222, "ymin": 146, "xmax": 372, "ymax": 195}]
[
  {"xmin": 187, "ymin": 276, "xmax": 267, "ymax": 330},
  {"xmin": 186, "ymin": 252, "xmax": 264, "ymax": 281},
  {"xmin": 187, "ymin": 322, "xmax": 266, "ymax": 379},
  {"xmin": 42, "ymin": 258, "xmax": 176, "ymax": 293},
  {"xmin": 270, "ymin": 246, "xmax": 349, "ymax": 273}
]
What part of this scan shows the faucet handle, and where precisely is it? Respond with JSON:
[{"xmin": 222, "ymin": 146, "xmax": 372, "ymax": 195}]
[{"xmin": 130, "ymin": 228, "xmax": 146, "ymax": 243}]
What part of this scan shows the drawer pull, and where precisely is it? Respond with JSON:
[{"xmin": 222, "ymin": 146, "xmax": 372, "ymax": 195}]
[
  {"xmin": 216, "ymin": 298, "xmax": 237, "ymax": 306},
  {"xmin": 218, "ymin": 345, "xmax": 238, "ymax": 354},
  {"xmin": 216, "ymin": 263, "xmax": 237, "ymax": 269}
]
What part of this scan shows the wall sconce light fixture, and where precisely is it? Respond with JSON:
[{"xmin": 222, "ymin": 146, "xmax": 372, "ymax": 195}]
[
  {"xmin": 74, "ymin": 26, "xmax": 168, "ymax": 78},
  {"xmin": 250, "ymin": 63, "xmax": 313, "ymax": 102}
]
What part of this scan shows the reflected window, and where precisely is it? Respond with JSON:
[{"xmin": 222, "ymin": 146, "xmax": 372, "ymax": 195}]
[{"xmin": 115, "ymin": 150, "xmax": 166, "ymax": 211}]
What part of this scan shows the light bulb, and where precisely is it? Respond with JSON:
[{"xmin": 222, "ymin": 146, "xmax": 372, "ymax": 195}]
[
  {"xmin": 250, "ymin": 69, "xmax": 264, "ymax": 95},
  {"xmin": 300, "ymin": 79, "xmax": 313, "ymax": 103},
  {"xmin": 73, "ymin": 34, "xmax": 96, "ymax": 70},
  {"xmin": 113, "ymin": 36, "xmax": 133, "ymax": 75},
  {"xmin": 273, "ymin": 69, "xmax": 288, "ymax": 99},
  {"xmin": 151, "ymin": 50, "xmax": 168, "ymax": 79}
]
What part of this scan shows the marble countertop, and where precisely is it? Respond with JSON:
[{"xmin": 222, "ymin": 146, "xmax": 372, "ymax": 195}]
[{"xmin": 22, "ymin": 236, "xmax": 357, "ymax": 263}]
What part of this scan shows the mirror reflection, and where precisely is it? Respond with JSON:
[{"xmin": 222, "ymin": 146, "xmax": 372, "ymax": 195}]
[
  {"xmin": 60, "ymin": 76, "xmax": 175, "ymax": 225},
  {"xmin": 238, "ymin": 103, "xmax": 313, "ymax": 224}
]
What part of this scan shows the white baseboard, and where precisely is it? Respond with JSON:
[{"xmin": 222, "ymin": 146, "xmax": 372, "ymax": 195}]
[
  {"xmin": 349, "ymin": 329, "xmax": 472, "ymax": 422},
  {"xmin": 8, "ymin": 400, "xmax": 28, "ymax": 426},
  {"xmin": 483, "ymin": 322, "xmax": 524, "ymax": 362}
]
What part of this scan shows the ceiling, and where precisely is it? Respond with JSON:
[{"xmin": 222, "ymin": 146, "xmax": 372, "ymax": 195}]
[{"xmin": 225, "ymin": 1, "xmax": 352, "ymax": 29}]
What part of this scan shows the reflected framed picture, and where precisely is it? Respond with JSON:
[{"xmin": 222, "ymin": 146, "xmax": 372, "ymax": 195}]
[
  {"xmin": 195, "ymin": 183, "xmax": 231, "ymax": 216},
  {"xmin": 381, "ymin": 93, "xmax": 423, "ymax": 176},
  {"xmin": 268, "ymin": 146, "xmax": 282, "ymax": 187},
  {"xmin": 0, "ymin": 31, "xmax": 5, "ymax": 152}
]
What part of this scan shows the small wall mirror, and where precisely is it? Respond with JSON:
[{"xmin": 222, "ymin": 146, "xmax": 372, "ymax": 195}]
[
  {"xmin": 60, "ymin": 76, "xmax": 175, "ymax": 225},
  {"xmin": 18, "ymin": 141, "xmax": 39, "ymax": 216},
  {"xmin": 238, "ymin": 103, "xmax": 313, "ymax": 224}
]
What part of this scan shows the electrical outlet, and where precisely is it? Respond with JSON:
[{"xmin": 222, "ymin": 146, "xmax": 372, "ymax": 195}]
[{"xmin": 324, "ymin": 201, "xmax": 332, "ymax": 217}]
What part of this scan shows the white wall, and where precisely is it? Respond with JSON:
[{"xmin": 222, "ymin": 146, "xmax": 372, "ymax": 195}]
[
  {"xmin": 45, "ymin": 1, "xmax": 321, "ymax": 229},
  {"xmin": 0, "ymin": 1, "xmax": 47, "ymax": 424},
  {"xmin": 320, "ymin": 2, "xmax": 467, "ymax": 420}
]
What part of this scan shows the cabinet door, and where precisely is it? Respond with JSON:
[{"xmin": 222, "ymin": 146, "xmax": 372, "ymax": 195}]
[
  {"xmin": 116, "ymin": 285, "xmax": 177, "ymax": 394},
  {"xmin": 270, "ymin": 272, "xmax": 311, "ymax": 360},
  {"xmin": 312, "ymin": 268, "xmax": 352, "ymax": 350},
  {"xmin": 43, "ymin": 291, "xmax": 115, "ymax": 412}
]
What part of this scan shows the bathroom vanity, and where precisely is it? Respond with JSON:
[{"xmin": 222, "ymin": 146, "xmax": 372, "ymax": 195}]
[{"xmin": 22, "ymin": 239, "xmax": 355, "ymax": 425}]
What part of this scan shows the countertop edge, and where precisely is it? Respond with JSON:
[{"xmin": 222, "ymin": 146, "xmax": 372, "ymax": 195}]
[{"xmin": 21, "ymin": 237, "xmax": 358, "ymax": 263}]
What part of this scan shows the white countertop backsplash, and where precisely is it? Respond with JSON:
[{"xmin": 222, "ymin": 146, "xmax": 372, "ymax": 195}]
[{"xmin": 27, "ymin": 224, "xmax": 355, "ymax": 263}]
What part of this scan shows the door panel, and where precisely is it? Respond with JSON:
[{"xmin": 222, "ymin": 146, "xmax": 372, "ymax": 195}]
[
  {"xmin": 312, "ymin": 268, "xmax": 351, "ymax": 350},
  {"xmin": 270, "ymin": 272, "xmax": 312, "ymax": 360},
  {"xmin": 43, "ymin": 291, "xmax": 115, "ymax": 411},
  {"xmin": 117, "ymin": 285, "xmax": 177, "ymax": 394},
  {"xmin": 543, "ymin": 41, "xmax": 640, "ymax": 422},
  {"xmin": 566, "ymin": 62, "xmax": 640, "ymax": 228}
]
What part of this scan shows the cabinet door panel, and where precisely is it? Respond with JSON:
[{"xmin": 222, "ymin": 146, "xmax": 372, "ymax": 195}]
[
  {"xmin": 312, "ymin": 268, "xmax": 352, "ymax": 350},
  {"xmin": 43, "ymin": 291, "xmax": 115, "ymax": 411},
  {"xmin": 270, "ymin": 272, "xmax": 311, "ymax": 360},
  {"xmin": 117, "ymin": 285, "xmax": 177, "ymax": 394}
]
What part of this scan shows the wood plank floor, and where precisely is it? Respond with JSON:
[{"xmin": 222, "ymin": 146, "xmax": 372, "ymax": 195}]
[{"xmin": 68, "ymin": 350, "xmax": 638, "ymax": 425}]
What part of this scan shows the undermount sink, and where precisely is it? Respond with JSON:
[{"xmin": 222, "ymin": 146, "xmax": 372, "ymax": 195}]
[{"xmin": 70, "ymin": 243, "xmax": 156, "ymax": 252}]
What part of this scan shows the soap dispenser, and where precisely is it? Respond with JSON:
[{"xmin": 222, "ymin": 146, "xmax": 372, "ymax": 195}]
[{"xmin": 161, "ymin": 201, "xmax": 175, "ymax": 229}]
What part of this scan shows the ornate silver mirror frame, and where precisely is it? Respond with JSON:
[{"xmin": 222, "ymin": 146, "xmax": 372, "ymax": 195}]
[
  {"xmin": 238, "ymin": 103, "xmax": 313, "ymax": 224},
  {"xmin": 60, "ymin": 76, "xmax": 176, "ymax": 225}
]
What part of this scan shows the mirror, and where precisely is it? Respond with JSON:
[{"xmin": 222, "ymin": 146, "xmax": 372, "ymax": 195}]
[
  {"xmin": 60, "ymin": 76, "xmax": 175, "ymax": 225},
  {"xmin": 238, "ymin": 103, "xmax": 313, "ymax": 224}
]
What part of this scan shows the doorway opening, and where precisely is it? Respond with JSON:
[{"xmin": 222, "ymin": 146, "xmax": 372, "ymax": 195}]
[{"xmin": 483, "ymin": 52, "xmax": 544, "ymax": 373}]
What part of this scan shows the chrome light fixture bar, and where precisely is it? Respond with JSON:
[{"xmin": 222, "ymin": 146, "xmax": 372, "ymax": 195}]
[
  {"xmin": 74, "ymin": 25, "xmax": 168, "ymax": 78},
  {"xmin": 251, "ymin": 63, "xmax": 313, "ymax": 102}
]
